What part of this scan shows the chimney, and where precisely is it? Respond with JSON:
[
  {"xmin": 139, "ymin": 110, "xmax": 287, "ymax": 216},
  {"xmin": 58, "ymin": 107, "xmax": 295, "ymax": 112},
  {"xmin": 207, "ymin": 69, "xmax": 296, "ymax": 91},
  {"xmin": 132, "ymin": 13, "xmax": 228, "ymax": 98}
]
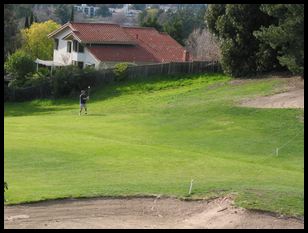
[{"xmin": 182, "ymin": 50, "xmax": 189, "ymax": 61}]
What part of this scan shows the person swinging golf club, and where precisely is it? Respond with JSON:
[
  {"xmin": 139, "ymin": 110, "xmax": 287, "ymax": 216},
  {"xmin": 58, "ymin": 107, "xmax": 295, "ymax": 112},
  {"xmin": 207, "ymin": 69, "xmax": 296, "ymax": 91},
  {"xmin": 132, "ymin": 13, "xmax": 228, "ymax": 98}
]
[{"xmin": 79, "ymin": 87, "xmax": 90, "ymax": 115}]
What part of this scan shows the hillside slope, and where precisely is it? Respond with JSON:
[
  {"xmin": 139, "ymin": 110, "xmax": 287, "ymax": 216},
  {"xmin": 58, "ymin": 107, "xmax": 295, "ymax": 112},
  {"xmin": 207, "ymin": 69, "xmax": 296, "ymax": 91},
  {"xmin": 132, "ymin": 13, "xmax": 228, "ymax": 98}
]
[{"xmin": 4, "ymin": 73, "xmax": 304, "ymax": 217}]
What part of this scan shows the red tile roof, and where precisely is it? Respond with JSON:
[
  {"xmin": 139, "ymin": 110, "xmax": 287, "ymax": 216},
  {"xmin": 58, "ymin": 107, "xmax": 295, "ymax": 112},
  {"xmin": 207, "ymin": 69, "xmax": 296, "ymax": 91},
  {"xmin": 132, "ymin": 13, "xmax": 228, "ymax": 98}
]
[
  {"xmin": 88, "ymin": 45, "xmax": 159, "ymax": 63},
  {"xmin": 123, "ymin": 27, "xmax": 192, "ymax": 62},
  {"xmin": 51, "ymin": 22, "xmax": 193, "ymax": 63},
  {"xmin": 70, "ymin": 23, "xmax": 137, "ymax": 44}
]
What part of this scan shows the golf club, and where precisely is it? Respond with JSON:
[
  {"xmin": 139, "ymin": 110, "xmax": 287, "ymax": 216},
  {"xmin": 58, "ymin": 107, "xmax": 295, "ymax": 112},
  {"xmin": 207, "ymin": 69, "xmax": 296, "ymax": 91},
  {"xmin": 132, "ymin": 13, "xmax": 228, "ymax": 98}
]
[{"xmin": 87, "ymin": 86, "xmax": 90, "ymax": 100}]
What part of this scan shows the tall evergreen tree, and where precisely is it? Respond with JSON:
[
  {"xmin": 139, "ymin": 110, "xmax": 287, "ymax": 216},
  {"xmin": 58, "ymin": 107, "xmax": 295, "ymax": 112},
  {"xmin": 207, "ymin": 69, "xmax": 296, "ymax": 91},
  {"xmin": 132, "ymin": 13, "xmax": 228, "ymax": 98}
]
[
  {"xmin": 141, "ymin": 16, "xmax": 163, "ymax": 32},
  {"xmin": 29, "ymin": 11, "xmax": 34, "ymax": 25},
  {"xmin": 70, "ymin": 6, "xmax": 74, "ymax": 22},
  {"xmin": 163, "ymin": 16, "xmax": 184, "ymax": 45},
  {"xmin": 4, "ymin": 4, "xmax": 21, "ymax": 59},
  {"xmin": 55, "ymin": 4, "xmax": 71, "ymax": 24},
  {"xmin": 25, "ymin": 16, "xmax": 29, "ymax": 28},
  {"xmin": 206, "ymin": 4, "xmax": 279, "ymax": 77},
  {"xmin": 254, "ymin": 4, "xmax": 304, "ymax": 76}
]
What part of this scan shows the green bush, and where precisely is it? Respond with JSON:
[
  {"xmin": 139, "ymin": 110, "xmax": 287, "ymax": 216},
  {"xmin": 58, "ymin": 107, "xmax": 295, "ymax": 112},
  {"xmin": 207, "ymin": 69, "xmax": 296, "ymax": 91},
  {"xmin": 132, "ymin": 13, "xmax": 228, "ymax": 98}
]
[
  {"xmin": 113, "ymin": 62, "xmax": 130, "ymax": 81},
  {"xmin": 37, "ymin": 67, "xmax": 50, "ymax": 77},
  {"xmin": 4, "ymin": 50, "xmax": 36, "ymax": 83},
  {"xmin": 51, "ymin": 65, "xmax": 79, "ymax": 97},
  {"xmin": 24, "ymin": 72, "xmax": 49, "ymax": 87},
  {"xmin": 76, "ymin": 66, "xmax": 98, "ymax": 90},
  {"xmin": 51, "ymin": 65, "xmax": 99, "ymax": 98},
  {"xmin": 8, "ymin": 79, "xmax": 26, "ymax": 88}
]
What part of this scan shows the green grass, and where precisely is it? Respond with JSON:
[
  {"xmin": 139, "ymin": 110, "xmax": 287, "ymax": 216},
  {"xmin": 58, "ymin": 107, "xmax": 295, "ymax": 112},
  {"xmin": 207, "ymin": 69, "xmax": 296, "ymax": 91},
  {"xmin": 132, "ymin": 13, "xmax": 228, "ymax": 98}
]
[{"xmin": 4, "ymin": 73, "xmax": 304, "ymax": 217}]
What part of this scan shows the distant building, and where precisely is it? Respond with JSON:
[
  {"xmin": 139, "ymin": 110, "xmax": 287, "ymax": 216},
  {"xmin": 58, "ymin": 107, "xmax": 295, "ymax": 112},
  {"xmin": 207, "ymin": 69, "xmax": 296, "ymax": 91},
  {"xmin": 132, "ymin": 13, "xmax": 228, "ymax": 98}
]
[{"xmin": 74, "ymin": 4, "xmax": 99, "ymax": 17}]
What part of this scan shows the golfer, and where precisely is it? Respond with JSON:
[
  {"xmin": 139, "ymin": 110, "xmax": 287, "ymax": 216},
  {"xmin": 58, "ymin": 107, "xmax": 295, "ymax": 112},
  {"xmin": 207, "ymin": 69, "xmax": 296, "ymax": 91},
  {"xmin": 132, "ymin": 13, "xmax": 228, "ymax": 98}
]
[{"xmin": 79, "ymin": 90, "xmax": 89, "ymax": 115}]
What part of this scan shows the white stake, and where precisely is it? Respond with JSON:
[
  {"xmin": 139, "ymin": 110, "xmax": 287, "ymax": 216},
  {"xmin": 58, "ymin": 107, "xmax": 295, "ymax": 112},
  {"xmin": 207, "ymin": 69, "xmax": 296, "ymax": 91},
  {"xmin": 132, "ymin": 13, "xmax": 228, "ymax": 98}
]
[
  {"xmin": 276, "ymin": 148, "xmax": 279, "ymax": 156},
  {"xmin": 189, "ymin": 179, "xmax": 194, "ymax": 195}
]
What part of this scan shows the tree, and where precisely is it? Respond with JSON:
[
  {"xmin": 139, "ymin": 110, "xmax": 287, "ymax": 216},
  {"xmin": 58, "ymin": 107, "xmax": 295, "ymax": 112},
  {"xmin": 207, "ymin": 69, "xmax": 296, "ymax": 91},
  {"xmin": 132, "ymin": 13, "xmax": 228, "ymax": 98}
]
[
  {"xmin": 141, "ymin": 16, "xmax": 163, "ymax": 32},
  {"xmin": 24, "ymin": 15, "xmax": 30, "ymax": 28},
  {"xmin": 13, "ymin": 4, "xmax": 33, "ymax": 19},
  {"xmin": 70, "ymin": 6, "xmax": 74, "ymax": 22},
  {"xmin": 21, "ymin": 20, "xmax": 61, "ymax": 60},
  {"xmin": 138, "ymin": 7, "xmax": 164, "ymax": 26},
  {"xmin": 163, "ymin": 16, "xmax": 184, "ymax": 45},
  {"xmin": 97, "ymin": 5, "xmax": 112, "ymax": 17},
  {"xmin": 4, "ymin": 4, "xmax": 21, "ymax": 60},
  {"xmin": 131, "ymin": 4, "xmax": 146, "ymax": 11},
  {"xmin": 185, "ymin": 28, "xmax": 221, "ymax": 61},
  {"xmin": 254, "ymin": 4, "xmax": 304, "ymax": 76},
  {"xmin": 146, "ymin": 5, "xmax": 207, "ymax": 45},
  {"xmin": 29, "ymin": 11, "xmax": 34, "ymax": 25},
  {"xmin": 54, "ymin": 4, "xmax": 71, "ymax": 24},
  {"xmin": 4, "ymin": 49, "xmax": 36, "ymax": 83},
  {"xmin": 206, "ymin": 4, "xmax": 279, "ymax": 77}
]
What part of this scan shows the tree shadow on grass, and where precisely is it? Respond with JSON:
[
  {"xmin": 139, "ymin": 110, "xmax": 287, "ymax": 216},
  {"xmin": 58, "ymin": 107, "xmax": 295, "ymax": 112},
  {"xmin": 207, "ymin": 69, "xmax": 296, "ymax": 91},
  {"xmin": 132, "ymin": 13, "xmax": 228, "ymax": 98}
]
[
  {"xmin": 4, "ymin": 101, "xmax": 76, "ymax": 117},
  {"xmin": 4, "ymin": 73, "xmax": 226, "ymax": 117}
]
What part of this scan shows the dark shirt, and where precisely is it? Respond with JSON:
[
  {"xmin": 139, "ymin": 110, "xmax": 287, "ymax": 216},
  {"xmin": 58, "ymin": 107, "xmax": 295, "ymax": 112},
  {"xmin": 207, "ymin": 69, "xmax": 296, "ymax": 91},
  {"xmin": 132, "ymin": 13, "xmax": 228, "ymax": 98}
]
[{"xmin": 80, "ymin": 93, "xmax": 88, "ymax": 104}]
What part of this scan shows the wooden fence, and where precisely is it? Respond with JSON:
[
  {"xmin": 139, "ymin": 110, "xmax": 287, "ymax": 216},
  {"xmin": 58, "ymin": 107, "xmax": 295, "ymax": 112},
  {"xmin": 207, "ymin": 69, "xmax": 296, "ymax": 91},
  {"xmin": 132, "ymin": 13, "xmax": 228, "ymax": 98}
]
[
  {"xmin": 96, "ymin": 60, "xmax": 221, "ymax": 82},
  {"xmin": 6, "ymin": 82, "xmax": 52, "ymax": 102}
]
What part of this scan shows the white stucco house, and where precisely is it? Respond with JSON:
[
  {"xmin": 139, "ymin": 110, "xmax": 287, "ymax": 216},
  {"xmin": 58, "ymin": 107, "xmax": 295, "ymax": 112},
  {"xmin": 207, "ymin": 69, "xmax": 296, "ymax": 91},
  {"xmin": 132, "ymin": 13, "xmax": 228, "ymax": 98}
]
[{"xmin": 46, "ymin": 22, "xmax": 192, "ymax": 70}]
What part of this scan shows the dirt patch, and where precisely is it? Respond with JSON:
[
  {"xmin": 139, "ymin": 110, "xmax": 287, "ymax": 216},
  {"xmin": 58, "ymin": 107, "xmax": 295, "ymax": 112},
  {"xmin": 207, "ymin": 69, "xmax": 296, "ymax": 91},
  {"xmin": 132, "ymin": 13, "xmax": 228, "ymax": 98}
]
[
  {"xmin": 238, "ymin": 76, "xmax": 304, "ymax": 109},
  {"xmin": 4, "ymin": 196, "xmax": 303, "ymax": 229}
]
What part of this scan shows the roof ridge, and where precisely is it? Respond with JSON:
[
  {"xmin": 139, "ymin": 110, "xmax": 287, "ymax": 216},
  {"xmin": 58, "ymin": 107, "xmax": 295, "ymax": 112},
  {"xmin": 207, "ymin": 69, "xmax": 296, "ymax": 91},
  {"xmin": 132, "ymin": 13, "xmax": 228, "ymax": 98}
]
[{"xmin": 122, "ymin": 26, "xmax": 157, "ymax": 30}]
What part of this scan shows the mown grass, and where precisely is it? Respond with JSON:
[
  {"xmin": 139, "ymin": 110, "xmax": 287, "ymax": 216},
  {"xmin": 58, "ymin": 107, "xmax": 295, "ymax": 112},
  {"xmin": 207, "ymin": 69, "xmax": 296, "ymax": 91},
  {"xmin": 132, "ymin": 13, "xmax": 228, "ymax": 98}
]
[{"xmin": 4, "ymin": 73, "xmax": 304, "ymax": 217}]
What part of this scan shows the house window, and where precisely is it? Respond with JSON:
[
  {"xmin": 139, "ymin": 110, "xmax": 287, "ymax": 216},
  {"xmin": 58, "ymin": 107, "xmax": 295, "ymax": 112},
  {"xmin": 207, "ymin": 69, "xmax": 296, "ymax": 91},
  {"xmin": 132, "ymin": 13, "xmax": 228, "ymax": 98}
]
[
  {"xmin": 73, "ymin": 40, "xmax": 78, "ymax": 52},
  {"xmin": 72, "ymin": 60, "xmax": 84, "ymax": 69},
  {"xmin": 78, "ymin": 43, "xmax": 84, "ymax": 53},
  {"xmin": 54, "ymin": 39, "xmax": 59, "ymax": 50},
  {"xmin": 84, "ymin": 8, "xmax": 89, "ymax": 15},
  {"xmin": 67, "ymin": 41, "xmax": 72, "ymax": 53},
  {"xmin": 73, "ymin": 40, "xmax": 84, "ymax": 53},
  {"xmin": 90, "ymin": 7, "xmax": 94, "ymax": 17}
]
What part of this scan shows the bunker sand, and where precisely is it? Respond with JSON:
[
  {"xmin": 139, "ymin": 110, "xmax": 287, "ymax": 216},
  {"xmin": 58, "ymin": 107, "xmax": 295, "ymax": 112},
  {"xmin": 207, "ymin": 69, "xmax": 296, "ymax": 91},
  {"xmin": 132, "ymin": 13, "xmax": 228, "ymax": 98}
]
[
  {"xmin": 4, "ymin": 196, "xmax": 303, "ymax": 229},
  {"xmin": 239, "ymin": 76, "xmax": 304, "ymax": 109}
]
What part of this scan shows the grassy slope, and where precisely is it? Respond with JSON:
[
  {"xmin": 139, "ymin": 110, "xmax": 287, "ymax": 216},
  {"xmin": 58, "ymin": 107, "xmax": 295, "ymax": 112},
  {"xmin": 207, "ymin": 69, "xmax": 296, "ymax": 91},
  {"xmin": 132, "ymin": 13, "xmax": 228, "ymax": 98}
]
[{"xmin": 4, "ymin": 73, "xmax": 304, "ymax": 217}]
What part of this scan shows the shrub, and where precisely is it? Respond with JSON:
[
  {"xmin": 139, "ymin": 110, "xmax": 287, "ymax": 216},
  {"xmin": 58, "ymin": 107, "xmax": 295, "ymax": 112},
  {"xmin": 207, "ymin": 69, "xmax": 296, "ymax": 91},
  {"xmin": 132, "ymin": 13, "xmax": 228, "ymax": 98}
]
[
  {"xmin": 76, "ymin": 66, "xmax": 98, "ymax": 90},
  {"xmin": 24, "ymin": 72, "xmax": 49, "ymax": 87},
  {"xmin": 8, "ymin": 79, "xmax": 26, "ymax": 88},
  {"xmin": 4, "ymin": 50, "xmax": 36, "ymax": 83},
  {"xmin": 113, "ymin": 62, "xmax": 130, "ymax": 81},
  {"xmin": 51, "ymin": 65, "xmax": 100, "ymax": 98},
  {"xmin": 51, "ymin": 65, "xmax": 80, "ymax": 97}
]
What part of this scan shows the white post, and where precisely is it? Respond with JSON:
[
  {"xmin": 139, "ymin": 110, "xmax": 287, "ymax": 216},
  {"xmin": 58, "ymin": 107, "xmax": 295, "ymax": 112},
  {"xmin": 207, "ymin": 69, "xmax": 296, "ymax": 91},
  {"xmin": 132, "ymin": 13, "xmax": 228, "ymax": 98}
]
[
  {"xmin": 189, "ymin": 179, "xmax": 194, "ymax": 195},
  {"xmin": 276, "ymin": 148, "xmax": 279, "ymax": 156}
]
